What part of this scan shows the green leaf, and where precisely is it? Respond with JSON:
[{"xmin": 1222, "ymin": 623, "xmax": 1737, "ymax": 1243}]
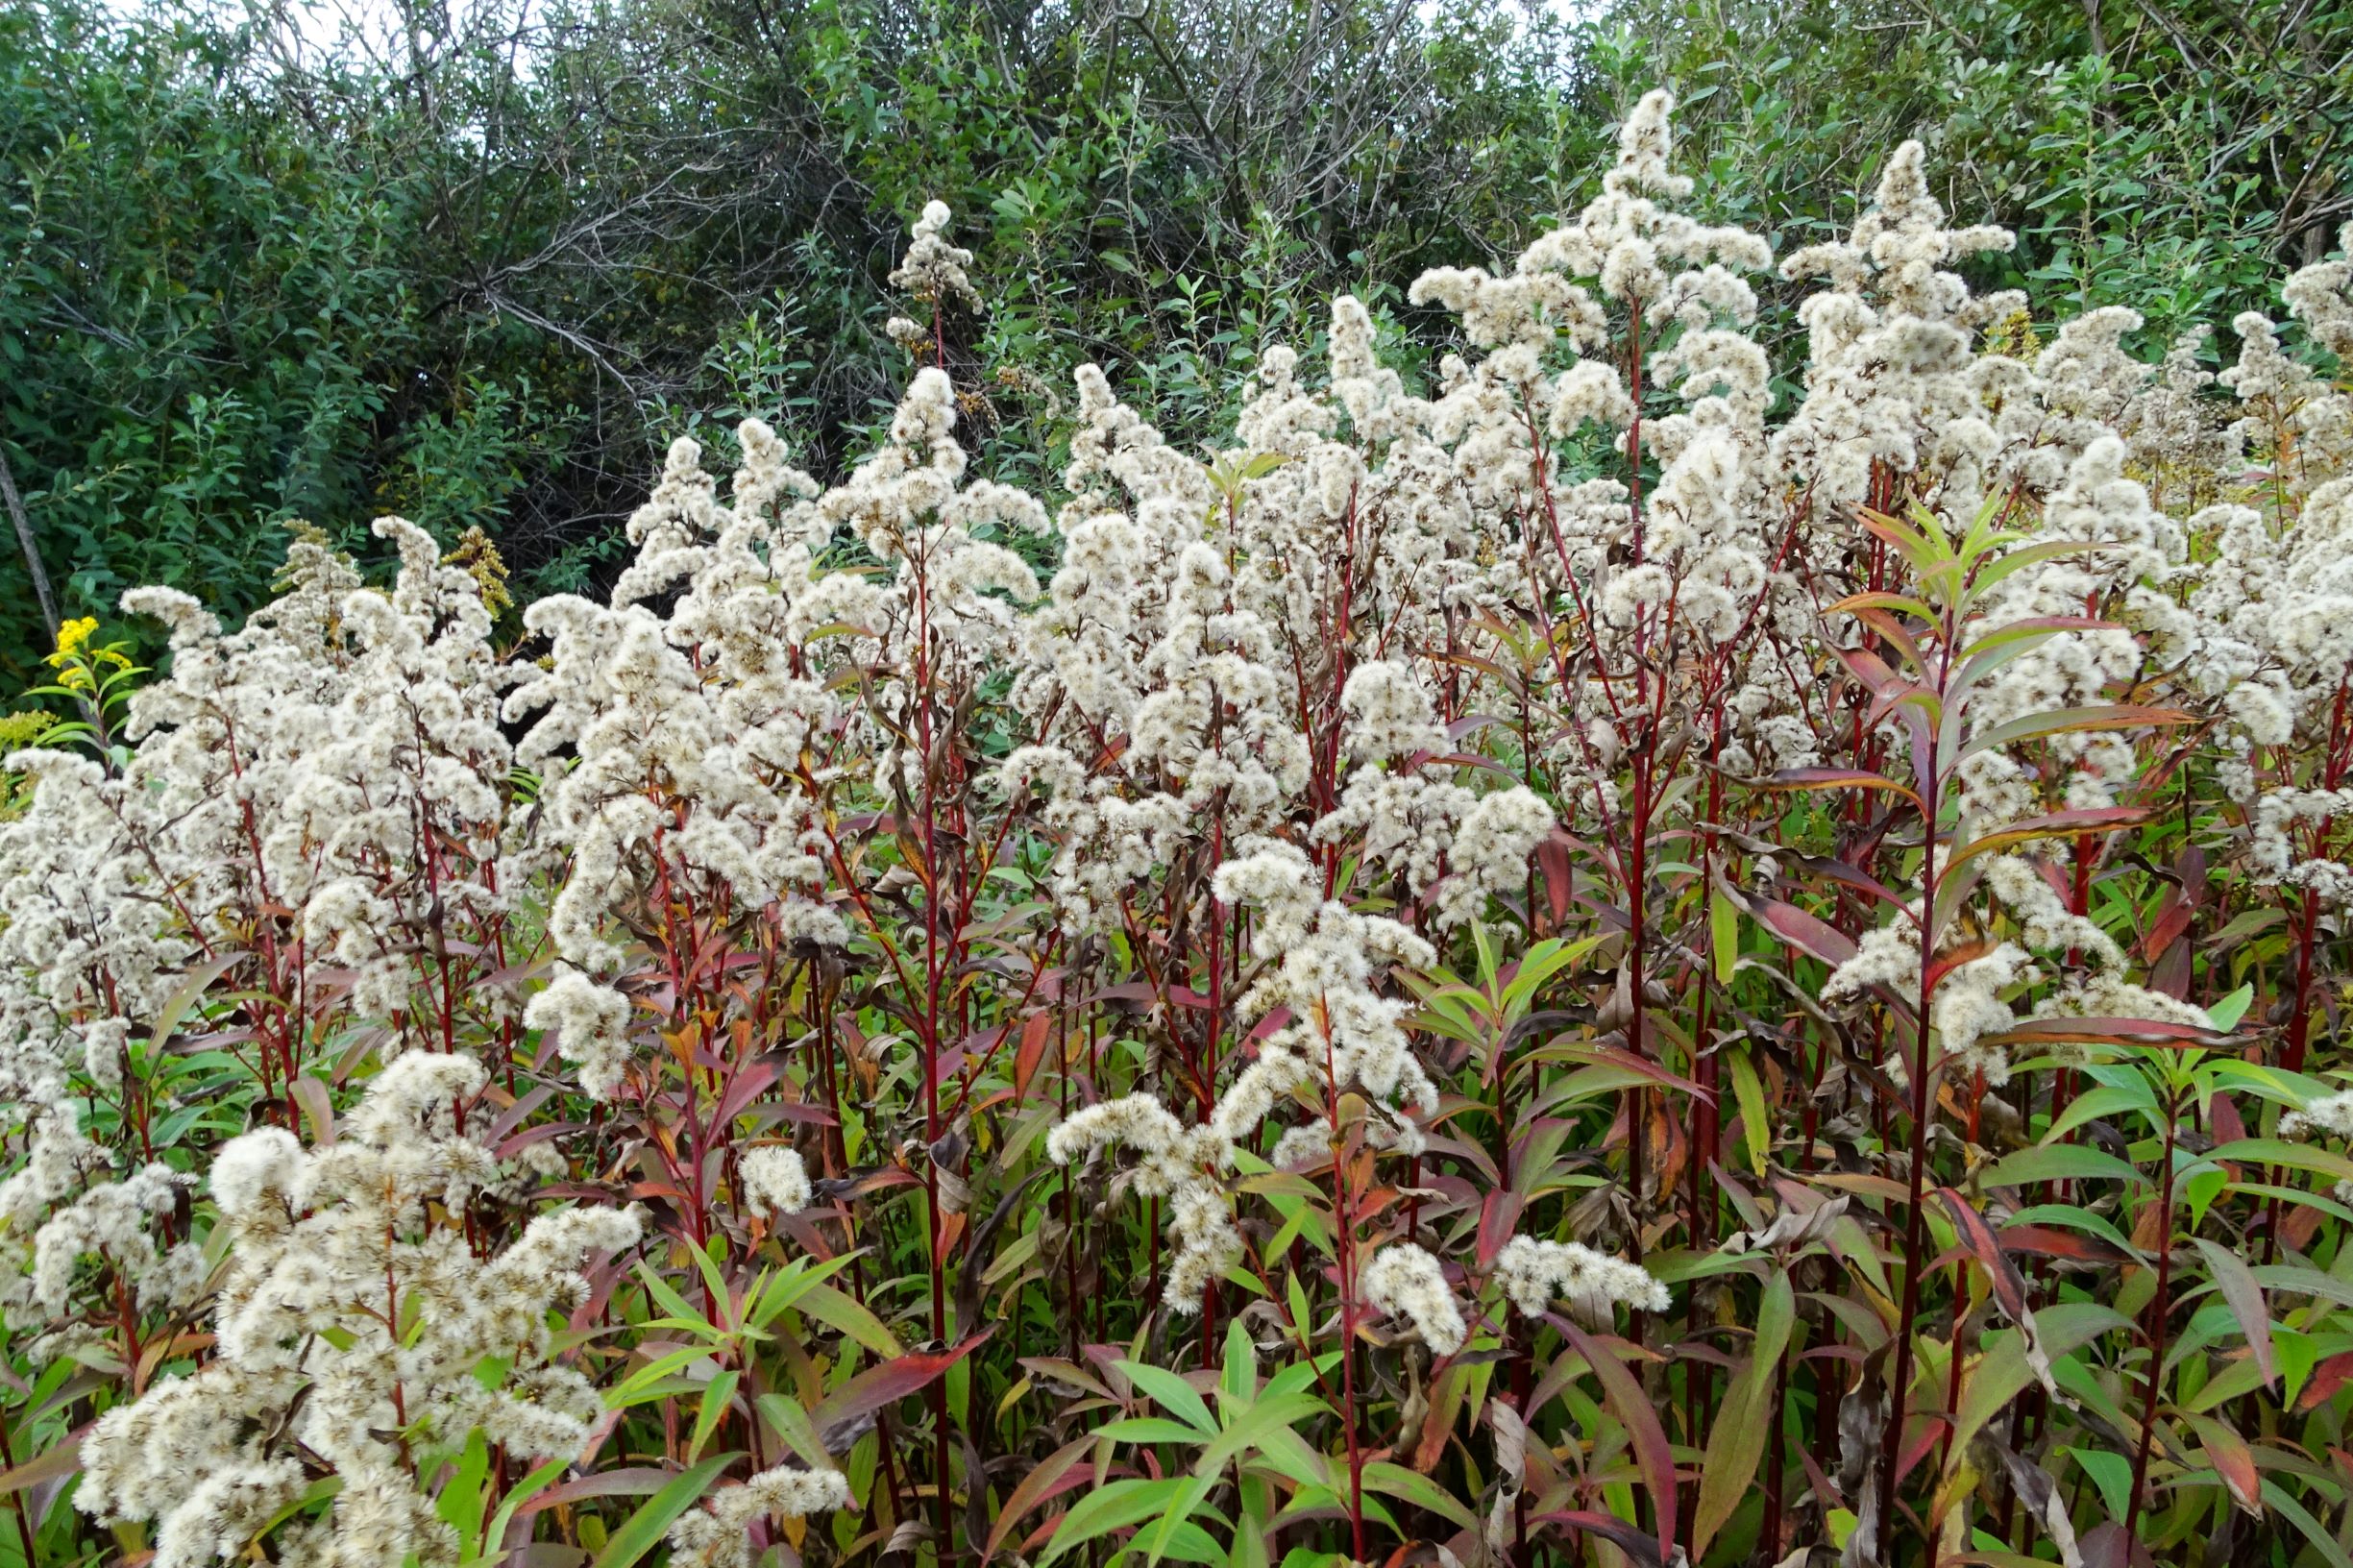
[
  {"xmin": 2264, "ymin": 1481, "xmax": 2353, "ymax": 1568},
  {"xmin": 1193, "ymin": 1392, "xmax": 1328, "ymax": 1476},
  {"xmin": 751, "ymin": 1392, "xmax": 829, "ymax": 1471},
  {"xmin": 748, "ymin": 1253, "xmax": 858, "ymax": 1330},
  {"xmin": 2251, "ymin": 1263, "xmax": 2353, "ymax": 1311},
  {"xmin": 797, "ymin": 1281, "xmax": 904, "ymax": 1359},
  {"xmin": 2069, "ymin": 1446, "xmax": 2133, "ymax": 1524},
  {"xmin": 589, "ymin": 1452, "xmax": 741, "ymax": 1568},
  {"xmin": 1117, "ymin": 1360, "xmax": 1219, "ymax": 1435},
  {"xmin": 2272, "ymin": 1326, "xmax": 2319, "ymax": 1407},
  {"xmin": 1728, "ymin": 1047, "xmax": 1770, "ymax": 1175},
  {"xmin": 2047, "ymin": 1082, "xmax": 2157, "ymax": 1142},
  {"xmin": 1220, "ymin": 1321, "xmax": 1256, "ymax": 1403},
  {"xmin": 1710, "ymin": 889, "xmax": 1739, "ymax": 987},
  {"xmin": 1133, "ymin": 1472, "xmax": 1219, "ymax": 1568},
  {"xmin": 1692, "ymin": 1269, "xmax": 1793, "ymax": 1556},
  {"xmin": 2194, "ymin": 1239, "xmax": 2276, "ymax": 1387},
  {"xmin": 1959, "ymin": 704, "xmax": 2190, "ymax": 764},
  {"xmin": 1038, "ymin": 1477, "xmax": 1194, "ymax": 1564},
  {"xmin": 688, "ymin": 1370, "xmax": 740, "ymax": 1461},
  {"xmin": 1099, "ymin": 1416, "xmax": 1215, "ymax": 1446},
  {"xmin": 2185, "ymin": 1165, "xmax": 2228, "ymax": 1231},
  {"xmin": 609, "ymin": 1344, "xmax": 720, "ymax": 1409},
  {"xmin": 2207, "ymin": 984, "xmax": 2254, "ymax": 1033},
  {"xmin": 632, "ymin": 1261, "xmax": 704, "ymax": 1329},
  {"xmin": 1359, "ymin": 1461, "xmax": 1479, "ymax": 1531},
  {"xmin": 2213, "ymin": 1139, "xmax": 2353, "ymax": 1188},
  {"xmin": 1977, "ymin": 1143, "xmax": 2146, "ymax": 1189},
  {"xmin": 436, "ymin": 1430, "xmax": 492, "ymax": 1547},
  {"xmin": 467, "ymin": 1458, "xmax": 569, "ymax": 1567},
  {"xmin": 1504, "ymin": 936, "xmax": 1593, "ymax": 1016}
]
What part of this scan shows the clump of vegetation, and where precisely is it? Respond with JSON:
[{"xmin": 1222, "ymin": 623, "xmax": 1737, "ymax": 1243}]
[{"xmin": 4, "ymin": 86, "xmax": 2353, "ymax": 1568}]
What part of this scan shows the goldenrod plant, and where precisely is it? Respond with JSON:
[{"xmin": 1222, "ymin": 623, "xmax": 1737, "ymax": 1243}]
[{"xmin": 5, "ymin": 99, "xmax": 2353, "ymax": 1568}]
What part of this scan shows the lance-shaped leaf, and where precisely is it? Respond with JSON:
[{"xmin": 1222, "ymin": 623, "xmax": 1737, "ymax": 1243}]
[
  {"xmin": 2296, "ymin": 1351, "xmax": 2353, "ymax": 1411},
  {"xmin": 1711, "ymin": 828, "xmax": 1914, "ymax": 915},
  {"xmin": 983, "ymin": 1433, "xmax": 1098, "ymax": 1562},
  {"xmin": 2179, "ymin": 1410, "xmax": 2264, "ymax": 1515},
  {"xmin": 1974, "ymin": 1016, "xmax": 2229, "ymax": 1051},
  {"xmin": 1737, "ymin": 891, "xmax": 1862, "ymax": 968},
  {"xmin": 1938, "ymin": 1188, "xmax": 2031, "ymax": 1324},
  {"xmin": 1755, "ymin": 767, "xmax": 1924, "ymax": 815},
  {"xmin": 1038, "ymin": 1477, "xmax": 1227, "ymax": 1566},
  {"xmin": 1828, "ymin": 596, "xmax": 1931, "ymax": 676},
  {"xmin": 808, "ymin": 1327, "xmax": 993, "ymax": 1450},
  {"xmin": 1956, "ymin": 704, "xmax": 2192, "ymax": 766},
  {"xmin": 1857, "ymin": 503, "xmax": 1950, "ymax": 576},
  {"xmin": 2194, "ymin": 1239, "xmax": 2276, "ymax": 1388},
  {"xmin": 1965, "ymin": 537, "xmax": 2127, "ymax": 600},
  {"xmin": 1949, "ymin": 615, "xmax": 2118, "ymax": 696},
  {"xmin": 1561, "ymin": 1324, "xmax": 1677, "ymax": 1554},
  {"xmin": 1946, "ymin": 806, "xmax": 2151, "ymax": 873},
  {"xmin": 589, "ymin": 1453, "xmax": 743, "ymax": 1568},
  {"xmin": 1691, "ymin": 1269, "xmax": 1795, "ymax": 1556},
  {"xmin": 1828, "ymin": 589, "xmax": 1937, "ymax": 624},
  {"xmin": 1530, "ymin": 1509, "xmax": 1669, "ymax": 1568}
]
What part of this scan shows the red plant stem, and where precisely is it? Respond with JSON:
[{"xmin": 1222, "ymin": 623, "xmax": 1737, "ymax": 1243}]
[
  {"xmin": 903, "ymin": 541, "xmax": 957, "ymax": 1556},
  {"xmin": 1938, "ymin": 1296, "xmax": 1967, "ymax": 1482},
  {"xmin": 2265, "ymin": 680, "xmax": 2344, "ymax": 1256},
  {"xmin": 1513, "ymin": 1323, "xmax": 1534, "ymax": 1568},
  {"xmin": 0, "ymin": 1396, "xmax": 42, "ymax": 1568},
  {"xmin": 1324, "ymin": 1000, "xmax": 1368, "ymax": 1563},
  {"xmin": 2287, "ymin": 677, "xmax": 2352, "ymax": 1079},
  {"xmin": 1626, "ymin": 745, "xmax": 1652, "ymax": 1335},
  {"xmin": 1200, "ymin": 804, "xmax": 1228, "ymax": 1369},
  {"xmin": 2125, "ymin": 1096, "xmax": 2179, "ymax": 1540},
  {"xmin": 2285, "ymin": 884, "xmax": 2320, "ymax": 1075},
  {"xmin": 1762, "ymin": 1352, "xmax": 1790, "ymax": 1556},
  {"xmin": 1626, "ymin": 295, "xmax": 1646, "ymax": 552},
  {"xmin": 1877, "ymin": 619, "xmax": 1949, "ymax": 1554}
]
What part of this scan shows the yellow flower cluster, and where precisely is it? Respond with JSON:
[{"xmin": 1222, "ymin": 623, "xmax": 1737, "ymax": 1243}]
[{"xmin": 42, "ymin": 618, "xmax": 131, "ymax": 692}]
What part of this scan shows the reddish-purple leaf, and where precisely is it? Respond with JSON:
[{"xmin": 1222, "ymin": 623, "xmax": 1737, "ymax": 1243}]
[
  {"xmin": 983, "ymin": 1432, "xmax": 1096, "ymax": 1561},
  {"xmin": 1013, "ymin": 1010, "xmax": 1054, "ymax": 1103},
  {"xmin": 1978, "ymin": 1017, "xmax": 2228, "ymax": 1049},
  {"xmin": 711, "ymin": 1059, "xmax": 781, "ymax": 1124},
  {"xmin": 1529, "ymin": 1509, "xmax": 1667, "ymax": 1568},
  {"xmin": 2139, "ymin": 896, "xmax": 2194, "ymax": 963},
  {"xmin": 1998, "ymin": 1225, "xmax": 2129, "ymax": 1264},
  {"xmin": 1562, "ymin": 1324, "xmax": 1677, "ymax": 1555},
  {"xmin": 1938, "ymin": 1188, "xmax": 2029, "ymax": 1324},
  {"xmin": 1535, "ymin": 834, "xmax": 1574, "ymax": 927},
  {"xmin": 1962, "ymin": 704, "xmax": 2194, "ymax": 762},
  {"xmin": 1743, "ymin": 895, "xmax": 1860, "ymax": 968},
  {"xmin": 509, "ymin": 1467, "xmax": 679, "ymax": 1519},
  {"xmin": 809, "ymin": 1327, "xmax": 994, "ymax": 1450},
  {"xmin": 1759, "ymin": 768, "xmax": 1922, "ymax": 809},
  {"xmin": 0, "ymin": 1425, "xmax": 83, "ymax": 1497},
  {"xmin": 1949, "ymin": 806, "xmax": 2152, "ymax": 870},
  {"xmin": 1475, "ymin": 1188, "xmax": 1526, "ymax": 1268},
  {"xmin": 2180, "ymin": 1411, "xmax": 2263, "ymax": 1514},
  {"xmin": 1832, "ymin": 643, "xmax": 1905, "ymax": 698},
  {"xmin": 2194, "ymin": 1239, "xmax": 2276, "ymax": 1388},
  {"xmin": 2297, "ymin": 1351, "xmax": 2353, "ymax": 1410}
]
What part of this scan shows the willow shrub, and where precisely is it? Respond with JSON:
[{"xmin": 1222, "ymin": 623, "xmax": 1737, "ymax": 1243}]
[{"xmin": 4, "ymin": 93, "xmax": 2353, "ymax": 1568}]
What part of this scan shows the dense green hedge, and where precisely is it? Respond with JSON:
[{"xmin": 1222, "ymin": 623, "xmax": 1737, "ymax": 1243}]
[{"xmin": 0, "ymin": 0, "xmax": 2341, "ymax": 685}]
